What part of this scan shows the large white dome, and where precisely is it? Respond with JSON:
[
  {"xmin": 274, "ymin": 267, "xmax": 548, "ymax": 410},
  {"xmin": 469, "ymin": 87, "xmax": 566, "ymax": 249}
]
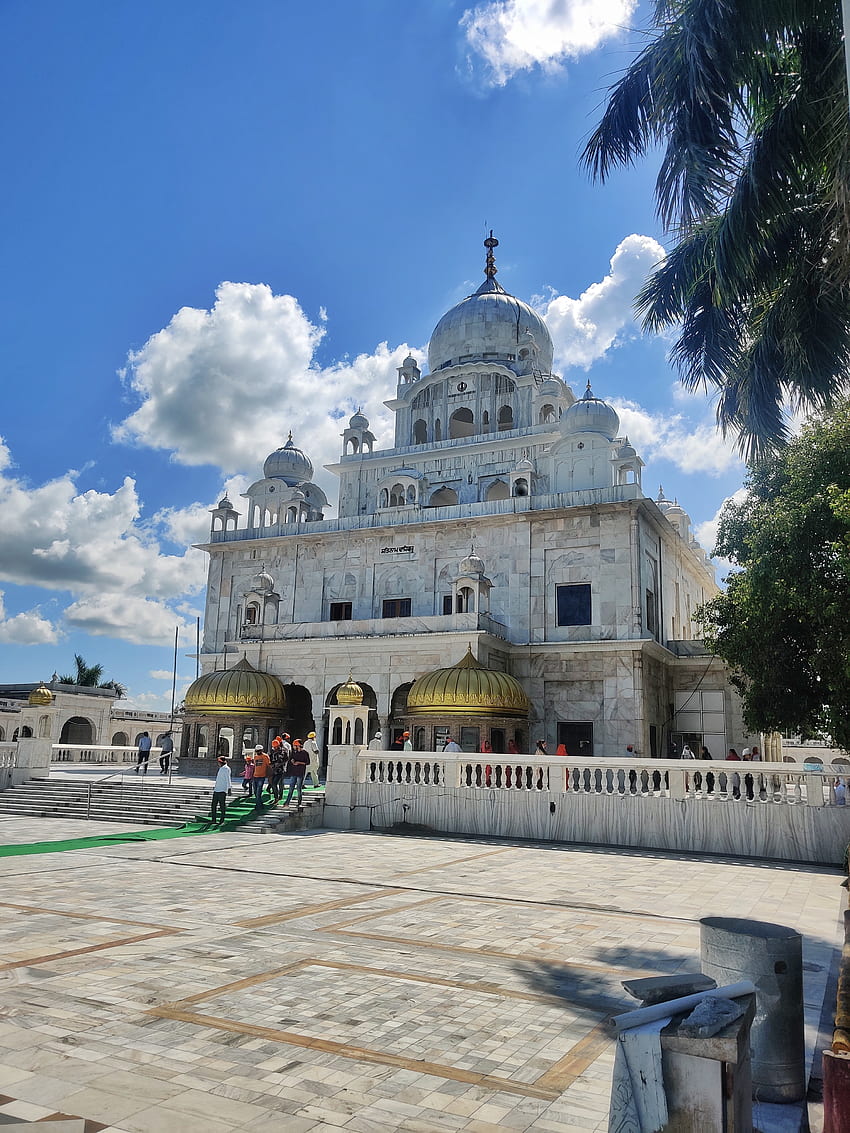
[
  {"xmin": 427, "ymin": 235, "xmax": 554, "ymax": 374},
  {"xmin": 263, "ymin": 434, "xmax": 313, "ymax": 485}
]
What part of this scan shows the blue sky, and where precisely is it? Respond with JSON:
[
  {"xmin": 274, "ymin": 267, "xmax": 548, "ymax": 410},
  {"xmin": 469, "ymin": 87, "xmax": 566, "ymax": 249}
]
[{"xmin": 0, "ymin": 0, "xmax": 747, "ymax": 710}]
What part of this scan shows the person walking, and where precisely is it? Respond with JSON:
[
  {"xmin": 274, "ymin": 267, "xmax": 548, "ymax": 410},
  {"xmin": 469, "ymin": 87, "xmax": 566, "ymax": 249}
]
[
  {"xmin": 135, "ymin": 732, "xmax": 152, "ymax": 774},
  {"xmin": 210, "ymin": 755, "xmax": 231, "ymax": 825},
  {"xmin": 251, "ymin": 744, "xmax": 271, "ymax": 808},
  {"xmin": 282, "ymin": 741, "xmax": 308, "ymax": 808},
  {"xmin": 158, "ymin": 732, "xmax": 174, "ymax": 775},
  {"xmin": 241, "ymin": 751, "xmax": 255, "ymax": 794},
  {"xmin": 268, "ymin": 741, "xmax": 287, "ymax": 803},
  {"xmin": 303, "ymin": 731, "xmax": 321, "ymax": 789}
]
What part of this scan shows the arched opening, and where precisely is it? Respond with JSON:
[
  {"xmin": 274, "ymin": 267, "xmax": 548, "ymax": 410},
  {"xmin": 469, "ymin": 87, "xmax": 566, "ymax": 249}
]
[
  {"xmin": 111, "ymin": 731, "xmax": 128, "ymax": 746},
  {"xmin": 389, "ymin": 483, "xmax": 406, "ymax": 507},
  {"xmin": 0, "ymin": 726, "xmax": 4, "ymax": 740},
  {"xmin": 20, "ymin": 726, "xmax": 33, "ymax": 739},
  {"xmin": 347, "ymin": 437, "xmax": 360, "ymax": 454},
  {"xmin": 406, "ymin": 484, "xmax": 416, "ymax": 504},
  {"xmin": 380, "ymin": 488, "xmax": 389, "ymax": 508},
  {"xmin": 60, "ymin": 716, "xmax": 93, "ymax": 744},
  {"xmin": 38, "ymin": 714, "xmax": 51, "ymax": 738},
  {"xmin": 413, "ymin": 419, "xmax": 427, "ymax": 444},
  {"xmin": 429, "ymin": 486, "xmax": 458, "ymax": 507},
  {"xmin": 286, "ymin": 506, "xmax": 298, "ymax": 523},
  {"xmin": 539, "ymin": 404, "xmax": 556, "ymax": 424},
  {"xmin": 354, "ymin": 718, "xmax": 364, "ymax": 745},
  {"xmin": 435, "ymin": 419, "xmax": 442, "ymax": 441},
  {"xmin": 456, "ymin": 586, "xmax": 474, "ymax": 613},
  {"xmin": 284, "ymin": 683, "xmax": 316, "ymax": 746},
  {"xmin": 245, "ymin": 603, "xmax": 260, "ymax": 625},
  {"xmin": 513, "ymin": 477, "xmax": 529, "ymax": 497},
  {"xmin": 618, "ymin": 466, "xmax": 636, "ymax": 484},
  {"xmin": 482, "ymin": 410, "xmax": 490, "ymax": 433},
  {"xmin": 449, "ymin": 408, "xmax": 475, "ymax": 440},
  {"xmin": 486, "ymin": 480, "xmax": 510, "ymax": 502},
  {"xmin": 390, "ymin": 681, "xmax": 414, "ymax": 744},
  {"xmin": 498, "ymin": 405, "xmax": 514, "ymax": 431}
]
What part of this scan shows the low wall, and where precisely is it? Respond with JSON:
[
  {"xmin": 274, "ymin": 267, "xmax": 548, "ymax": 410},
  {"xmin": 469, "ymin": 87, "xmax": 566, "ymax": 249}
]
[{"xmin": 348, "ymin": 753, "xmax": 850, "ymax": 866}]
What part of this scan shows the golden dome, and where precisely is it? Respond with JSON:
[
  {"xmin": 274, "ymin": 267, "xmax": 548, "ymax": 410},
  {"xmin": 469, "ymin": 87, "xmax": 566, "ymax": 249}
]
[
  {"xmin": 184, "ymin": 657, "xmax": 286, "ymax": 718},
  {"xmin": 407, "ymin": 647, "xmax": 529, "ymax": 719},
  {"xmin": 336, "ymin": 675, "xmax": 364, "ymax": 706},
  {"xmin": 28, "ymin": 682, "xmax": 53, "ymax": 707}
]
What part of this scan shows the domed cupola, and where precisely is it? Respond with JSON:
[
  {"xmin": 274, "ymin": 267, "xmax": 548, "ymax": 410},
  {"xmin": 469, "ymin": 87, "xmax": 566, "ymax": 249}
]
[
  {"xmin": 252, "ymin": 566, "xmax": 275, "ymax": 593},
  {"xmin": 407, "ymin": 647, "xmax": 530, "ymax": 719},
  {"xmin": 459, "ymin": 549, "xmax": 486, "ymax": 576},
  {"xmin": 263, "ymin": 433, "xmax": 314, "ymax": 485},
  {"xmin": 349, "ymin": 410, "xmax": 369, "ymax": 430},
  {"xmin": 427, "ymin": 233, "xmax": 554, "ymax": 374},
  {"xmin": 656, "ymin": 485, "xmax": 674, "ymax": 512},
  {"xmin": 561, "ymin": 381, "xmax": 620, "ymax": 441}
]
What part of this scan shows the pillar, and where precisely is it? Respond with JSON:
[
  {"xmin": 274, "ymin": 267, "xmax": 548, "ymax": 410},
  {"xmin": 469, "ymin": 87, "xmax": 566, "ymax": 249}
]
[
  {"xmin": 13, "ymin": 736, "xmax": 53, "ymax": 785},
  {"xmin": 324, "ymin": 703, "xmax": 371, "ymax": 831}
]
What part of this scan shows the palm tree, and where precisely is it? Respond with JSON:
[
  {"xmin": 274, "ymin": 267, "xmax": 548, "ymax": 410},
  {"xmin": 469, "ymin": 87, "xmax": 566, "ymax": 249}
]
[
  {"xmin": 582, "ymin": 0, "xmax": 850, "ymax": 460},
  {"xmin": 57, "ymin": 654, "xmax": 125, "ymax": 697}
]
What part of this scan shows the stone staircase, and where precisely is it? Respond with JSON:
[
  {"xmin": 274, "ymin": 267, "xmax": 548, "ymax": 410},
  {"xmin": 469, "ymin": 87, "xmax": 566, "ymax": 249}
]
[{"xmin": 0, "ymin": 777, "xmax": 325, "ymax": 832}]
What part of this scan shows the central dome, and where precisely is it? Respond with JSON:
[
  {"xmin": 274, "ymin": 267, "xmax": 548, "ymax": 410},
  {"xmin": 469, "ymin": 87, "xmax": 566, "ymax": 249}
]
[
  {"xmin": 407, "ymin": 647, "xmax": 529, "ymax": 719},
  {"xmin": 263, "ymin": 434, "xmax": 313, "ymax": 485},
  {"xmin": 427, "ymin": 236, "xmax": 554, "ymax": 374}
]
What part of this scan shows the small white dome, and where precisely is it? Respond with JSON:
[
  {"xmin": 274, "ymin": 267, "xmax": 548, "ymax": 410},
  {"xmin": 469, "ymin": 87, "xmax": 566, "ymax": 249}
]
[
  {"xmin": 263, "ymin": 434, "xmax": 313, "ymax": 486},
  {"xmin": 561, "ymin": 382, "xmax": 619, "ymax": 441},
  {"xmin": 617, "ymin": 437, "xmax": 637, "ymax": 459},
  {"xmin": 349, "ymin": 409, "xmax": 370, "ymax": 429},
  {"xmin": 459, "ymin": 551, "xmax": 486, "ymax": 575},
  {"xmin": 252, "ymin": 569, "xmax": 275, "ymax": 592}
]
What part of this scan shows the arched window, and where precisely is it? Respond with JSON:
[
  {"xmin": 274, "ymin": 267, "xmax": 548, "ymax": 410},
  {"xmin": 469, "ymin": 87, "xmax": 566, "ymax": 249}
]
[
  {"xmin": 435, "ymin": 418, "xmax": 442, "ymax": 441},
  {"xmin": 245, "ymin": 603, "xmax": 260, "ymax": 625},
  {"xmin": 449, "ymin": 407, "xmax": 475, "ymax": 439},
  {"xmin": 513, "ymin": 478, "xmax": 529, "ymax": 497},
  {"xmin": 413, "ymin": 419, "xmax": 427, "ymax": 444},
  {"xmin": 38, "ymin": 714, "xmax": 51, "ymax": 738},
  {"xmin": 0, "ymin": 726, "xmax": 4, "ymax": 741},
  {"xmin": 347, "ymin": 437, "xmax": 360, "ymax": 454},
  {"xmin": 380, "ymin": 488, "xmax": 389, "ymax": 508},
  {"xmin": 486, "ymin": 480, "xmax": 510, "ymax": 502},
  {"xmin": 482, "ymin": 410, "xmax": 490, "ymax": 433},
  {"xmin": 406, "ymin": 484, "xmax": 416, "ymax": 504},
  {"xmin": 111, "ymin": 731, "xmax": 128, "ymax": 746},
  {"xmin": 539, "ymin": 404, "xmax": 556, "ymax": 423},
  {"xmin": 498, "ymin": 405, "xmax": 514, "ymax": 431},
  {"xmin": 389, "ymin": 483, "xmax": 406, "ymax": 507},
  {"xmin": 354, "ymin": 718, "xmax": 364, "ymax": 744},
  {"xmin": 20, "ymin": 726, "xmax": 33, "ymax": 738},
  {"xmin": 429, "ymin": 486, "xmax": 458, "ymax": 507},
  {"xmin": 457, "ymin": 586, "xmax": 474, "ymax": 612},
  {"xmin": 286, "ymin": 506, "xmax": 298, "ymax": 523}
]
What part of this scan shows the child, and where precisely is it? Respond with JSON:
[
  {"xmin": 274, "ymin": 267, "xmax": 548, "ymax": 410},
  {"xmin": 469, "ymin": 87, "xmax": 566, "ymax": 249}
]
[{"xmin": 241, "ymin": 751, "xmax": 255, "ymax": 794}]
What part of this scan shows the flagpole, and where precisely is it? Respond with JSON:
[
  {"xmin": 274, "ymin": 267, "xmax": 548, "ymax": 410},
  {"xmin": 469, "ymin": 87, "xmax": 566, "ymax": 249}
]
[{"xmin": 168, "ymin": 625, "xmax": 178, "ymax": 785}]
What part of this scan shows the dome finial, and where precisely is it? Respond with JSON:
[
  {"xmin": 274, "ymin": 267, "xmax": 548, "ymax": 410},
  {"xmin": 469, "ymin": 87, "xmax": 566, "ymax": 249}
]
[
  {"xmin": 286, "ymin": 430, "xmax": 293, "ymax": 445},
  {"xmin": 484, "ymin": 230, "xmax": 499, "ymax": 279},
  {"xmin": 584, "ymin": 379, "xmax": 593, "ymax": 398}
]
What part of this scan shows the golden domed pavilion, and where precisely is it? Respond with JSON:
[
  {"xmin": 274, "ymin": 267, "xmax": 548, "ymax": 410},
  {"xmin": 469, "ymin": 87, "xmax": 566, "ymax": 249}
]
[
  {"xmin": 182, "ymin": 657, "xmax": 290, "ymax": 761},
  {"xmin": 28, "ymin": 682, "xmax": 54, "ymax": 707},
  {"xmin": 404, "ymin": 647, "xmax": 529, "ymax": 754}
]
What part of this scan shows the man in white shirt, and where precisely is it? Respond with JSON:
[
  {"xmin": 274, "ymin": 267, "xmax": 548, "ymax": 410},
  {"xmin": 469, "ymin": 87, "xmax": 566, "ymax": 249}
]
[
  {"xmin": 211, "ymin": 756, "xmax": 231, "ymax": 825},
  {"xmin": 443, "ymin": 737, "xmax": 461, "ymax": 752},
  {"xmin": 303, "ymin": 731, "xmax": 321, "ymax": 789}
]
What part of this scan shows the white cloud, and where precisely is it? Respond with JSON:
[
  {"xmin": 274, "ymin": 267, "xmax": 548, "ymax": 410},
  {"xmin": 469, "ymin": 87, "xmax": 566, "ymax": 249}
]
[
  {"xmin": 64, "ymin": 595, "xmax": 193, "ymax": 647},
  {"xmin": 612, "ymin": 401, "xmax": 743, "ymax": 478},
  {"xmin": 694, "ymin": 489, "xmax": 748, "ymax": 579},
  {"xmin": 0, "ymin": 591, "xmax": 59, "ymax": 645},
  {"xmin": 0, "ymin": 437, "xmax": 209, "ymax": 647},
  {"xmin": 114, "ymin": 282, "xmax": 416, "ymax": 502},
  {"xmin": 541, "ymin": 235, "xmax": 666, "ymax": 369},
  {"xmin": 461, "ymin": 0, "xmax": 637, "ymax": 86}
]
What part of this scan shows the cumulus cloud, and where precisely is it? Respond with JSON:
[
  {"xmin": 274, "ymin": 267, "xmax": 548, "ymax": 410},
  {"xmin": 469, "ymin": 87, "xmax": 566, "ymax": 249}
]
[
  {"xmin": 541, "ymin": 235, "xmax": 666, "ymax": 369},
  {"xmin": 0, "ymin": 591, "xmax": 59, "ymax": 645},
  {"xmin": 612, "ymin": 401, "xmax": 743, "ymax": 478},
  {"xmin": 115, "ymin": 282, "xmax": 415, "ymax": 501},
  {"xmin": 461, "ymin": 0, "xmax": 637, "ymax": 86},
  {"xmin": 63, "ymin": 595, "xmax": 194, "ymax": 647},
  {"xmin": 0, "ymin": 438, "xmax": 208, "ymax": 647}
]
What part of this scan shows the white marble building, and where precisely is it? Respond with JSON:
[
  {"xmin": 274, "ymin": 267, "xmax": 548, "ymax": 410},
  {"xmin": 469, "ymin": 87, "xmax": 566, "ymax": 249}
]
[{"xmin": 198, "ymin": 236, "xmax": 749, "ymax": 759}]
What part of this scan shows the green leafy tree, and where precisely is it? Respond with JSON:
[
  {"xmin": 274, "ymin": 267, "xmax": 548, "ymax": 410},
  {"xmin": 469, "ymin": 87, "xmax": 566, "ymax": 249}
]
[
  {"xmin": 583, "ymin": 0, "xmax": 850, "ymax": 460},
  {"xmin": 57, "ymin": 654, "xmax": 125, "ymax": 697},
  {"xmin": 697, "ymin": 401, "xmax": 850, "ymax": 747}
]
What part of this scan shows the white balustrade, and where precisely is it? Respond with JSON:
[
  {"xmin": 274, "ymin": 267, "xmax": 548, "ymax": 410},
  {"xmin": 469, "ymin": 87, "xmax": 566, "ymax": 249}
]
[
  {"xmin": 51, "ymin": 744, "xmax": 163, "ymax": 765},
  {"xmin": 355, "ymin": 752, "xmax": 842, "ymax": 807}
]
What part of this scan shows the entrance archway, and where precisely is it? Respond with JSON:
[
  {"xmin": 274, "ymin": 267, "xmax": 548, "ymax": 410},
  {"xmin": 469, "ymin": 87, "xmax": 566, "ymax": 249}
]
[{"xmin": 60, "ymin": 716, "xmax": 94, "ymax": 744}]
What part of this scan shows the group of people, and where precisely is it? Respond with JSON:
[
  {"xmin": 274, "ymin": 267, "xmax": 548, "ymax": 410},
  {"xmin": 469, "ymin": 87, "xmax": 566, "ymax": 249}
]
[
  {"xmin": 134, "ymin": 731, "xmax": 174, "ymax": 775},
  {"xmin": 209, "ymin": 731, "xmax": 321, "ymax": 825}
]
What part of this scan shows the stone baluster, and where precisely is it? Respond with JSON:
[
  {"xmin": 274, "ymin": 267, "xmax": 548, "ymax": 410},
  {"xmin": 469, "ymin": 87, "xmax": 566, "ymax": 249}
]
[{"xmin": 805, "ymin": 772, "xmax": 824, "ymax": 806}]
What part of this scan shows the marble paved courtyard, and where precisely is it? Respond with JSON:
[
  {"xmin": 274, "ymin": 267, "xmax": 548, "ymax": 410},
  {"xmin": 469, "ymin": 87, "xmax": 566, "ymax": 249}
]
[{"xmin": 0, "ymin": 819, "xmax": 844, "ymax": 1133}]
